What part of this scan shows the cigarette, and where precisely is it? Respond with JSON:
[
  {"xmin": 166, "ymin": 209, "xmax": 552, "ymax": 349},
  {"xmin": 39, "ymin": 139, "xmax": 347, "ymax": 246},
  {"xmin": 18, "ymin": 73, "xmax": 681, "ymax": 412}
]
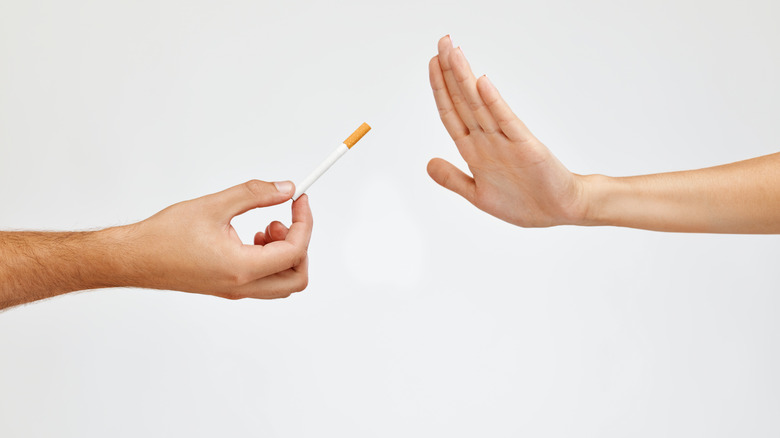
[{"xmin": 292, "ymin": 123, "xmax": 371, "ymax": 201}]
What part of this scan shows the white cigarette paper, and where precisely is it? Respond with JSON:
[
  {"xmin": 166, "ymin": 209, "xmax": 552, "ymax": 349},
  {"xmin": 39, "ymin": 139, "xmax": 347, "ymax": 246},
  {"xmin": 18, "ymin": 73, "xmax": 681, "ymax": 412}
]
[{"xmin": 292, "ymin": 123, "xmax": 371, "ymax": 201}]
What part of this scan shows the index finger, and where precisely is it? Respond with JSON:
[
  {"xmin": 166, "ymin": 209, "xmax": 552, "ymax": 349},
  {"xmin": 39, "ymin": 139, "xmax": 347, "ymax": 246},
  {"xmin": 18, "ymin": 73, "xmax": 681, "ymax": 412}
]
[
  {"xmin": 285, "ymin": 194, "xmax": 313, "ymax": 247},
  {"xmin": 240, "ymin": 194, "xmax": 313, "ymax": 279}
]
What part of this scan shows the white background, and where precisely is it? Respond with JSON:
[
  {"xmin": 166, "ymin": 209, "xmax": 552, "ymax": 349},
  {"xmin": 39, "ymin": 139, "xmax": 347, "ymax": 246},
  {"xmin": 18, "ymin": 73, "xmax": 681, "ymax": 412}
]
[{"xmin": 1, "ymin": 0, "xmax": 779, "ymax": 436}]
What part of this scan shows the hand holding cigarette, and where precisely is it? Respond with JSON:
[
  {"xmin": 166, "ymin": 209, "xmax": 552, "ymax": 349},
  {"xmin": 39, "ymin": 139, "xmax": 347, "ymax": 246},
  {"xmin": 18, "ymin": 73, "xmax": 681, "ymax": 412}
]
[
  {"xmin": 127, "ymin": 180, "xmax": 314, "ymax": 299},
  {"xmin": 0, "ymin": 180, "xmax": 314, "ymax": 309}
]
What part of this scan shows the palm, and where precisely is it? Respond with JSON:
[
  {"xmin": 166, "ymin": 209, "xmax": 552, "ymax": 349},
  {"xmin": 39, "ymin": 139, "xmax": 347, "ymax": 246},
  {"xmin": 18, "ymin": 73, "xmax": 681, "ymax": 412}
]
[{"xmin": 428, "ymin": 36, "xmax": 585, "ymax": 227}]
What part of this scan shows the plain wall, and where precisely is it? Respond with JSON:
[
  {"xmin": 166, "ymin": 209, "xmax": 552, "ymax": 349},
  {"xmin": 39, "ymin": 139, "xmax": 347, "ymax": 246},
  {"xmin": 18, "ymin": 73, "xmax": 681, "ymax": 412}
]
[{"xmin": 1, "ymin": 0, "xmax": 779, "ymax": 436}]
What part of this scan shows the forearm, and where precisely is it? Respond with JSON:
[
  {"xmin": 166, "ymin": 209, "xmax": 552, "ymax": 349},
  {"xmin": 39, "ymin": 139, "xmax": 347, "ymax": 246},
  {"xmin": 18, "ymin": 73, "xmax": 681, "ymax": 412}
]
[
  {"xmin": 0, "ymin": 227, "xmax": 135, "ymax": 309},
  {"xmin": 582, "ymin": 152, "xmax": 780, "ymax": 233}
]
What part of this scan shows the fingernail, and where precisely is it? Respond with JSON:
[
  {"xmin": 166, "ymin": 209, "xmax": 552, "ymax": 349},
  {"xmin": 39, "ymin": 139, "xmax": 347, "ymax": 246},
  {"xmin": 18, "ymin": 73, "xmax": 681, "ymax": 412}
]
[{"xmin": 273, "ymin": 181, "xmax": 294, "ymax": 194}]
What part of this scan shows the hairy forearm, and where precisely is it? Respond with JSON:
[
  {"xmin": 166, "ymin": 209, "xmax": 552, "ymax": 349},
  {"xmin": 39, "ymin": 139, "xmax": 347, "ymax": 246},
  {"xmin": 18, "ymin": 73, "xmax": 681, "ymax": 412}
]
[
  {"xmin": 582, "ymin": 152, "xmax": 780, "ymax": 233},
  {"xmin": 0, "ymin": 227, "xmax": 135, "ymax": 309}
]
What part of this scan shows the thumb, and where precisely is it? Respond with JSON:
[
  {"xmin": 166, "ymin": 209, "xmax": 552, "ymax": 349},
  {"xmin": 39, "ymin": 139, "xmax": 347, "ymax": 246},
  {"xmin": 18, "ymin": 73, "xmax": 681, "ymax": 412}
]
[
  {"xmin": 211, "ymin": 180, "xmax": 295, "ymax": 219},
  {"xmin": 427, "ymin": 158, "xmax": 476, "ymax": 203}
]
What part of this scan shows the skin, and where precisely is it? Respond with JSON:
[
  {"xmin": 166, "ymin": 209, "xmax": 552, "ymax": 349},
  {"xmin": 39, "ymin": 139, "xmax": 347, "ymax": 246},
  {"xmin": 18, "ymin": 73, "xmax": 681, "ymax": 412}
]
[
  {"xmin": 3, "ymin": 36, "xmax": 778, "ymax": 311},
  {"xmin": 428, "ymin": 35, "xmax": 780, "ymax": 234},
  {"xmin": 0, "ymin": 180, "xmax": 313, "ymax": 310}
]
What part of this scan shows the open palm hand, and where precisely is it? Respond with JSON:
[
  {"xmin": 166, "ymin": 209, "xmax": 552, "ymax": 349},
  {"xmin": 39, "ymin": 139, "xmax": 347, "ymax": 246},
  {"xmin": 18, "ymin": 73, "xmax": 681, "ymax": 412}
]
[{"xmin": 427, "ymin": 36, "xmax": 589, "ymax": 227}]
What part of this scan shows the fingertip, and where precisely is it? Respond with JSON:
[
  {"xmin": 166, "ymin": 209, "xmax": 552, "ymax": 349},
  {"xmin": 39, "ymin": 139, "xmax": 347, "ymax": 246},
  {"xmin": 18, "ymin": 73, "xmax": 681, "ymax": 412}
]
[
  {"xmin": 215, "ymin": 179, "xmax": 294, "ymax": 221},
  {"xmin": 272, "ymin": 220, "xmax": 289, "ymax": 230},
  {"xmin": 429, "ymin": 56, "xmax": 445, "ymax": 86},
  {"xmin": 476, "ymin": 74, "xmax": 496, "ymax": 96},
  {"xmin": 450, "ymin": 46, "xmax": 460, "ymax": 60},
  {"xmin": 438, "ymin": 35, "xmax": 452, "ymax": 51},
  {"xmin": 426, "ymin": 158, "xmax": 476, "ymax": 203},
  {"xmin": 427, "ymin": 157, "xmax": 444, "ymax": 179},
  {"xmin": 452, "ymin": 47, "xmax": 475, "ymax": 79},
  {"xmin": 272, "ymin": 180, "xmax": 295, "ymax": 198},
  {"xmin": 254, "ymin": 231, "xmax": 266, "ymax": 246},
  {"xmin": 448, "ymin": 48, "xmax": 465, "ymax": 73},
  {"xmin": 429, "ymin": 55, "xmax": 440, "ymax": 73},
  {"xmin": 291, "ymin": 193, "xmax": 313, "ymax": 224},
  {"xmin": 427, "ymin": 157, "xmax": 454, "ymax": 186},
  {"xmin": 293, "ymin": 193, "xmax": 309, "ymax": 207},
  {"xmin": 291, "ymin": 193, "xmax": 308, "ymax": 214},
  {"xmin": 268, "ymin": 221, "xmax": 289, "ymax": 241}
]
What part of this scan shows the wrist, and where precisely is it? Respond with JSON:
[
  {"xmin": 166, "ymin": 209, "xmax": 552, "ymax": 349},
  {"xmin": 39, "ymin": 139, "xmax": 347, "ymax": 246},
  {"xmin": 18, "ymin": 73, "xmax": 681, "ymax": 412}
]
[
  {"xmin": 91, "ymin": 224, "xmax": 145, "ymax": 289},
  {"xmin": 577, "ymin": 174, "xmax": 623, "ymax": 227}
]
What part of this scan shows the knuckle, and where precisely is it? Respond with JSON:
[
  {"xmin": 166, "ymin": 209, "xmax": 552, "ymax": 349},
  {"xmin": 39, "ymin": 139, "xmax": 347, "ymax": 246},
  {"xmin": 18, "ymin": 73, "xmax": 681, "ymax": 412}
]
[
  {"xmin": 294, "ymin": 273, "xmax": 309, "ymax": 292},
  {"xmin": 244, "ymin": 179, "xmax": 267, "ymax": 198},
  {"xmin": 229, "ymin": 271, "xmax": 247, "ymax": 287},
  {"xmin": 484, "ymin": 94, "xmax": 500, "ymax": 106},
  {"xmin": 440, "ymin": 170, "xmax": 451, "ymax": 188},
  {"xmin": 481, "ymin": 125, "xmax": 500, "ymax": 135},
  {"xmin": 496, "ymin": 116, "xmax": 514, "ymax": 126},
  {"xmin": 288, "ymin": 248, "xmax": 307, "ymax": 267},
  {"xmin": 266, "ymin": 289, "xmax": 292, "ymax": 300},
  {"xmin": 223, "ymin": 290, "xmax": 245, "ymax": 300},
  {"xmin": 437, "ymin": 106, "xmax": 454, "ymax": 118},
  {"xmin": 450, "ymin": 93, "xmax": 466, "ymax": 106},
  {"xmin": 450, "ymin": 129, "xmax": 470, "ymax": 141},
  {"xmin": 228, "ymin": 266, "xmax": 255, "ymax": 288}
]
